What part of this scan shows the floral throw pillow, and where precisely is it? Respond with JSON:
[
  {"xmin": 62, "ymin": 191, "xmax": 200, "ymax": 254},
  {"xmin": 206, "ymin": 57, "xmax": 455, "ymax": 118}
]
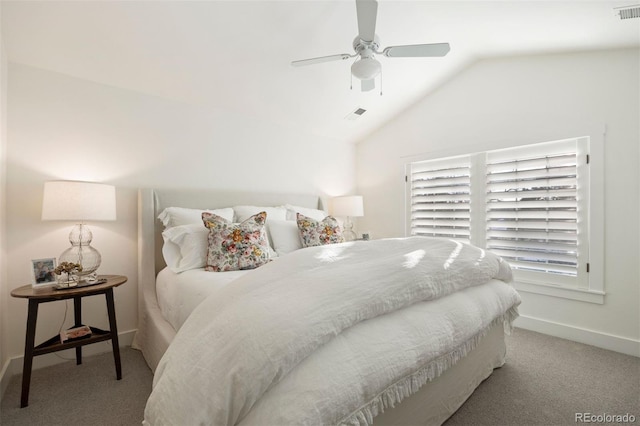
[
  {"xmin": 296, "ymin": 213, "xmax": 345, "ymax": 248},
  {"xmin": 202, "ymin": 211, "xmax": 270, "ymax": 272}
]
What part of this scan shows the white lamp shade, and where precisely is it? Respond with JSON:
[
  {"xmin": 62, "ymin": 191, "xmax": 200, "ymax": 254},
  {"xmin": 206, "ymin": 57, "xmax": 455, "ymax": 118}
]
[
  {"xmin": 42, "ymin": 181, "xmax": 116, "ymax": 221},
  {"xmin": 331, "ymin": 195, "xmax": 364, "ymax": 217}
]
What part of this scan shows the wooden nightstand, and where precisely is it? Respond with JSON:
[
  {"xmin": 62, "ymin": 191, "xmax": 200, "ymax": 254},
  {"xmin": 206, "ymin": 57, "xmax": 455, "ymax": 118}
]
[{"xmin": 10, "ymin": 274, "xmax": 127, "ymax": 407}]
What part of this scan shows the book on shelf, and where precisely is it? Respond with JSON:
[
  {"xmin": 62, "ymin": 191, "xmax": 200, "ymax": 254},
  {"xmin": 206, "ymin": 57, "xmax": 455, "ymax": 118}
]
[{"xmin": 60, "ymin": 325, "xmax": 92, "ymax": 343}]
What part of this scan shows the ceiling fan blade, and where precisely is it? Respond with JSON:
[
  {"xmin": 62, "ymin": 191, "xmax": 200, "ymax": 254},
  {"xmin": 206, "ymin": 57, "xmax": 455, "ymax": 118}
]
[
  {"xmin": 356, "ymin": 0, "xmax": 378, "ymax": 42},
  {"xmin": 361, "ymin": 78, "xmax": 375, "ymax": 92},
  {"xmin": 291, "ymin": 54, "xmax": 352, "ymax": 67},
  {"xmin": 382, "ymin": 43, "xmax": 451, "ymax": 58}
]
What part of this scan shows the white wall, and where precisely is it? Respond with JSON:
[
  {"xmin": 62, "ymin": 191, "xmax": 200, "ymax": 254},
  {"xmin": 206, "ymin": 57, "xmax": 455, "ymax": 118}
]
[
  {"xmin": 2, "ymin": 63, "xmax": 356, "ymax": 372},
  {"xmin": 356, "ymin": 49, "xmax": 640, "ymax": 353},
  {"xmin": 0, "ymin": 4, "xmax": 8, "ymax": 393}
]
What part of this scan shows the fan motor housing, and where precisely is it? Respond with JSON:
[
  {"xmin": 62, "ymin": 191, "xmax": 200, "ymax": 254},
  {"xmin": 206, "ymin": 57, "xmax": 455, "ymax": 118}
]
[{"xmin": 353, "ymin": 35, "xmax": 380, "ymax": 57}]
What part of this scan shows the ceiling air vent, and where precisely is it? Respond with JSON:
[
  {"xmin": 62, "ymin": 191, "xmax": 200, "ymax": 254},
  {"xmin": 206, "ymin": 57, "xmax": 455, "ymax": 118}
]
[
  {"xmin": 615, "ymin": 4, "xmax": 640, "ymax": 19},
  {"xmin": 345, "ymin": 108, "xmax": 367, "ymax": 121}
]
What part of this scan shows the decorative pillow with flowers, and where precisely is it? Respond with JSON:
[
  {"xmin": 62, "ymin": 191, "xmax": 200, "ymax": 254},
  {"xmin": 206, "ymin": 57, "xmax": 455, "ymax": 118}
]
[
  {"xmin": 296, "ymin": 213, "xmax": 345, "ymax": 248},
  {"xmin": 202, "ymin": 211, "xmax": 270, "ymax": 272}
]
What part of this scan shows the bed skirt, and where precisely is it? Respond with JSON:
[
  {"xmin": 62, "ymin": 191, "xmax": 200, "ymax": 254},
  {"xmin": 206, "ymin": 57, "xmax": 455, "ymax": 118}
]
[{"xmin": 373, "ymin": 322, "xmax": 506, "ymax": 425}]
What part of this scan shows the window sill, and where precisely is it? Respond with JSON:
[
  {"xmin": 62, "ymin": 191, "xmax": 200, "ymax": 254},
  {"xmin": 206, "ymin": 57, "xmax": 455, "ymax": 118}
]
[{"xmin": 513, "ymin": 281, "xmax": 605, "ymax": 304}]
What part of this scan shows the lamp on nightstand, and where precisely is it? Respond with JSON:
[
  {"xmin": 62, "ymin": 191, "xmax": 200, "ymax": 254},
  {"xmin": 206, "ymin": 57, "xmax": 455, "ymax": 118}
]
[
  {"xmin": 41, "ymin": 181, "xmax": 116, "ymax": 281},
  {"xmin": 331, "ymin": 195, "xmax": 364, "ymax": 242}
]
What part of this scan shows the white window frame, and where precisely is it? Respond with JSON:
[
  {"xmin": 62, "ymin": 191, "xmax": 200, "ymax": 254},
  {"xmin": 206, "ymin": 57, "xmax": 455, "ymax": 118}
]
[{"xmin": 406, "ymin": 135, "xmax": 604, "ymax": 304}]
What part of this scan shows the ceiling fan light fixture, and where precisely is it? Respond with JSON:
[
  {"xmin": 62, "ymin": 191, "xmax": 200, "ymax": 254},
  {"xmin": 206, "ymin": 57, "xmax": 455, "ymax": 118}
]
[
  {"xmin": 351, "ymin": 57, "xmax": 381, "ymax": 80},
  {"xmin": 291, "ymin": 0, "xmax": 451, "ymax": 91}
]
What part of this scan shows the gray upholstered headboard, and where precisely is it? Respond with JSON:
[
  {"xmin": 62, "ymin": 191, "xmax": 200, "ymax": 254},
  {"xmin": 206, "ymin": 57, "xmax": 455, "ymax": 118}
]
[
  {"xmin": 139, "ymin": 188, "xmax": 324, "ymax": 276},
  {"xmin": 135, "ymin": 188, "xmax": 323, "ymax": 369}
]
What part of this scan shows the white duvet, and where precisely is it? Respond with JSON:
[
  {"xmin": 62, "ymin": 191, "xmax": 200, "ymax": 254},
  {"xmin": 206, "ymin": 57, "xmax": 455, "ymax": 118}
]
[{"xmin": 144, "ymin": 237, "xmax": 520, "ymax": 426}]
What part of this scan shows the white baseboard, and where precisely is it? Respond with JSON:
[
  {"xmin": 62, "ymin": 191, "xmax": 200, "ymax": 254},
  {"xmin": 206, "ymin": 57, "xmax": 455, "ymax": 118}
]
[
  {"xmin": 0, "ymin": 357, "xmax": 12, "ymax": 401},
  {"xmin": 514, "ymin": 315, "xmax": 640, "ymax": 357},
  {"xmin": 0, "ymin": 329, "xmax": 137, "ymax": 401}
]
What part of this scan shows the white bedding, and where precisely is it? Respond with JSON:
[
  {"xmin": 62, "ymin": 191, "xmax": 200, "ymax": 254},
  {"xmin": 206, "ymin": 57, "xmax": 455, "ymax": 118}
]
[
  {"xmin": 156, "ymin": 267, "xmax": 247, "ymax": 331},
  {"xmin": 145, "ymin": 237, "xmax": 519, "ymax": 426},
  {"xmin": 242, "ymin": 280, "xmax": 518, "ymax": 425}
]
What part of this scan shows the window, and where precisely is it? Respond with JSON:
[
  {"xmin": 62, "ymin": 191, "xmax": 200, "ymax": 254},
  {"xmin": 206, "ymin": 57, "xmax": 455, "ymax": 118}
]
[
  {"xmin": 407, "ymin": 137, "xmax": 603, "ymax": 303},
  {"xmin": 409, "ymin": 156, "xmax": 471, "ymax": 241}
]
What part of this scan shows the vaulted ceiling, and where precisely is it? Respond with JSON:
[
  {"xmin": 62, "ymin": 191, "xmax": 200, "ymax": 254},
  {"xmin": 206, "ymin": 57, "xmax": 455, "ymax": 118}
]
[{"xmin": 2, "ymin": 1, "xmax": 639, "ymax": 144}]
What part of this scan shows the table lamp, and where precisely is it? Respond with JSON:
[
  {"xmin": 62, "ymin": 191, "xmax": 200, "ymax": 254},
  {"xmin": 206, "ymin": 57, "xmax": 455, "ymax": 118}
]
[
  {"xmin": 331, "ymin": 195, "xmax": 364, "ymax": 241},
  {"xmin": 41, "ymin": 181, "xmax": 116, "ymax": 281}
]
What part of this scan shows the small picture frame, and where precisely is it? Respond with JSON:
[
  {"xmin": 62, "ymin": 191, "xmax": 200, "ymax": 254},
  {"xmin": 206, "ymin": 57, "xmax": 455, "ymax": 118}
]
[{"xmin": 31, "ymin": 258, "xmax": 57, "ymax": 287}]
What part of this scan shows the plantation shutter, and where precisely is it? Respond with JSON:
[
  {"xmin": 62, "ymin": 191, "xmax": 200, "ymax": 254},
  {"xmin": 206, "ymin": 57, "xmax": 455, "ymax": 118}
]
[
  {"xmin": 485, "ymin": 146, "xmax": 579, "ymax": 276},
  {"xmin": 409, "ymin": 156, "xmax": 471, "ymax": 241}
]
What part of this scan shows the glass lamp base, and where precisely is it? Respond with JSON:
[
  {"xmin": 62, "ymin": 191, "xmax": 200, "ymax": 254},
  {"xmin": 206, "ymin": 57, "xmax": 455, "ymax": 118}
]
[
  {"xmin": 343, "ymin": 229, "xmax": 357, "ymax": 241},
  {"xmin": 342, "ymin": 216, "xmax": 357, "ymax": 242},
  {"xmin": 59, "ymin": 246, "xmax": 101, "ymax": 280},
  {"xmin": 59, "ymin": 223, "xmax": 102, "ymax": 280}
]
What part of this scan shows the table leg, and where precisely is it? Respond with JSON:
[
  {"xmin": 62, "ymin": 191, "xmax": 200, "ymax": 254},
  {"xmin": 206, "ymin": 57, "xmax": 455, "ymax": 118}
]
[
  {"xmin": 21, "ymin": 300, "xmax": 39, "ymax": 408},
  {"xmin": 73, "ymin": 296, "xmax": 82, "ymax": 365},
  {"xmin": 105, "ymin": 289, "xmax": 122, "ymax": 380}
]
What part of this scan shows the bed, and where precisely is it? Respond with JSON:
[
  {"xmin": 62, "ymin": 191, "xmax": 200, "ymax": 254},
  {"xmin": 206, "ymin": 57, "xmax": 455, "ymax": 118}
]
[{"xmin": 134, "ymin": 188, "xmax": 520, "ymax": 426}]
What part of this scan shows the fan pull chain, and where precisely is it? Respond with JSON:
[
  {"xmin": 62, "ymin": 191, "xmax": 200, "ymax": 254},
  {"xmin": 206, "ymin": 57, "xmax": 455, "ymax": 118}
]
[{"xmin": 379, "ymin": 68, "xmax": 383, "ymax": 96}]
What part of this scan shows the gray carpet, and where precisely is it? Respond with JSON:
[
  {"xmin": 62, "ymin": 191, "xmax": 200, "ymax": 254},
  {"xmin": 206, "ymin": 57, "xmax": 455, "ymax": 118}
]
[
  {"xmin": 445, "ymin": 328, "xmax": 640, "ymax": 425},
  {"xmin": 1, "ymin": 348, "xmax": 152, "ymax": 426},
  {"xmin": 1, "ymin": 329, "xmax": 638, "ymax": 425}
]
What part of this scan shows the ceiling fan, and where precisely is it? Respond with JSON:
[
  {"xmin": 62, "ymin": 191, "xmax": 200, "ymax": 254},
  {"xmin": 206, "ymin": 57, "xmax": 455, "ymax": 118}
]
[{"xmin": 291, "ymin": 0, "xmax": 450, "ymax": 93}]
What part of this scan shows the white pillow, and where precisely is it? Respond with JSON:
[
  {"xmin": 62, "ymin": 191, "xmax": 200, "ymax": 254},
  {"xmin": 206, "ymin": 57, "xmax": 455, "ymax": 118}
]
[
  {"xmin": 284, "ymin": 204, "xmax": 326, "ymax": 222},
  {"xmin": 233, "ymin": 205, "xmax": 287, "ymax": 222},
  {"xmin": 158, "ymin": 207, "xmax": 234, "ymax": 228},
  {"xmin": 162, "ymin": 224, "xmax": 208, "ymax": 273},
  {"xmin": 268, "ymin": 220, "xmax": 303, "ymax": 256}
]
